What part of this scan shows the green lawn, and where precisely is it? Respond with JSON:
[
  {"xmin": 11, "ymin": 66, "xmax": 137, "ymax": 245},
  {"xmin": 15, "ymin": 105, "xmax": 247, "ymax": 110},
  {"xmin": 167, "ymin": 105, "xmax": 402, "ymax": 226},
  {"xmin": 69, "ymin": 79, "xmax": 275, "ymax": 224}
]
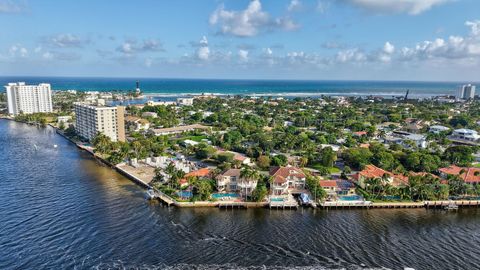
[{"xmin": 308, "ymin": 163, "xmax": 341, "ymax": 173}]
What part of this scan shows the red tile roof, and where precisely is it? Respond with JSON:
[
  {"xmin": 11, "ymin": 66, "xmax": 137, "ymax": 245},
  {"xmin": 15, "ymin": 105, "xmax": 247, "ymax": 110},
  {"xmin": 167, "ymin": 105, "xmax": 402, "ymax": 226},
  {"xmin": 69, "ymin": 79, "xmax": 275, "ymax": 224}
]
[
  {"xmin": 355, "ymin": 164, "xmax": 408, "ymax": 186},
  {"xmin": 319, "ymin": 180, "xmax": 338, "ymax": 188},
  {"xmin": 185, "ymin": 168, "xmax": 211, "ymax": 178},
  {"xmin": 270, "ymin": 166, "xmax": 306, "ymax": 184},
  {"xmin": 439, "ymin": 165, "xmax": 480, "ymax": 183},
  {"xmin": 353, "ymin": 131, "xmax": 367, "ymax": 136}
]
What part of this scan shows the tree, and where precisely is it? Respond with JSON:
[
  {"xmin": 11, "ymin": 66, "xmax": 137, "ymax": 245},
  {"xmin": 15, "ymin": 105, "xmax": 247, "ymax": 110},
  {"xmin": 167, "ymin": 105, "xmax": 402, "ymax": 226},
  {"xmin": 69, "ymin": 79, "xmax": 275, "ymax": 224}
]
[
  {"xmin": 305, "ymin": 175, "xmax": 327, "ymax": 202},
  {"xmin": 257, "ymin": 155, "xmax": 271, "ymax": 169},
  {"xmin": 92, "ymin": 133, "xmax": 112, "ymax": 155},
  {"xmin": 252, "ymin": 184, "xmax": 268, "ymax": 202},
  {"xmin": 271, "ymin": 154, "xmax": 288, "ymax": 166},
  {"xmin": 318, "ymin": 146, "xmax": 337, "ymax": 167},
  {"xmin": 444, "ymin": 145, "xmax": 474, "ymax": 166},
  {"xmin": 343, "ymin": 147, "xmax": 373, "ymax": 170}
]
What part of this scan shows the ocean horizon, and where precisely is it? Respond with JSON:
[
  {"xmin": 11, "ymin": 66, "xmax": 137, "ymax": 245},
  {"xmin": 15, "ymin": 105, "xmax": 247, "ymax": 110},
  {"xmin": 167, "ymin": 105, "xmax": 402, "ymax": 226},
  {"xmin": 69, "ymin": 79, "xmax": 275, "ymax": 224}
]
[{"xmin": 1, "ymin": 76, "xmax": 477, "ymax": 98}]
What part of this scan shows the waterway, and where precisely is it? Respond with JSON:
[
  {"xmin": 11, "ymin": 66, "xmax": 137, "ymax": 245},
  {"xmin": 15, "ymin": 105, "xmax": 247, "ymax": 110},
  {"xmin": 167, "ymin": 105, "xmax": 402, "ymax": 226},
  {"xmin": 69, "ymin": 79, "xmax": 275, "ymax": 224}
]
[{"xmin": 1, "ymin": 120, "xmax": 480, "ymax": 270}]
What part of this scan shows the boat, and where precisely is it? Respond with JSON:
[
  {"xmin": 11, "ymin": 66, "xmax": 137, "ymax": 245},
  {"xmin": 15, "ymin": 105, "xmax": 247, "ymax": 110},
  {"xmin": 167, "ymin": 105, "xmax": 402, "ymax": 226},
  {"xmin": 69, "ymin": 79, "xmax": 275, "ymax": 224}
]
[
  {"xmin": 53, "ymin": 144, "xmax": 58, "ymax": 148},
  {"xmin": 444, "ymin": 201, "xmax": 459, "ymax": 210},
  {"xmin": 145, "ymin": 189, "xmax": 156, "ymax": 200},
  {"xmin": 299, "ymin": 193, "xmax": 311, "ymax": 205}
]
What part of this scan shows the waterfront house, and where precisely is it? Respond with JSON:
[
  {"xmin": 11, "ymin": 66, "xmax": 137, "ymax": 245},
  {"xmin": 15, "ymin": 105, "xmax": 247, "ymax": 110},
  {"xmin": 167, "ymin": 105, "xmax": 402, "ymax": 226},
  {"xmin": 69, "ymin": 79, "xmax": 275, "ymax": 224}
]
[
  {"xmin": 179, "ymin": 168, "xmax": 211, "ymax": 187},
  {"xmin": 269, "ymin": 166, "xmax": 306, "ymax": 195},
  {"xmin": 438, "ymin": 165, "xmax": 480, "ymax": 184},
  {"xmin": 354, "ymin": 164, "xmax": 408, "ymax": 188},
  {"xmin": 216, "ymin": 169, "xmax": 257, "ymax": 196},
  {"xmin": 319, "ymin": 180, "xmax": 338, "ymax": 194}
]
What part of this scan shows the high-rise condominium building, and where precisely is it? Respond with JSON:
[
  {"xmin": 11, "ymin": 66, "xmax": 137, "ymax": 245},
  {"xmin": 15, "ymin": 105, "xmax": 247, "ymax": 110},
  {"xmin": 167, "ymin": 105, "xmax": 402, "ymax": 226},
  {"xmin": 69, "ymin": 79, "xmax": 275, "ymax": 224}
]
[
  {"xmin": 457, "ymin": 84, "xmax": 476, "ymax": 100},
  {"xmin": 5, "ymin": 82, "xmax": 53, "ymax": 115},
  {"xmin": 74, "ymin": 103, "xmax": 125, "ymax": 142}
]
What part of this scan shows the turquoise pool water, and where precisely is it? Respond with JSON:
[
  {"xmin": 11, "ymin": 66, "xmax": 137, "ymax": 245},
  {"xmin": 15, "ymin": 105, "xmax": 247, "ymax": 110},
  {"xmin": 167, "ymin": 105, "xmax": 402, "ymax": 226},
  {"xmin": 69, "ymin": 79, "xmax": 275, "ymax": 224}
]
[
  {"xmin": 212, "ymin": 193, "xmax": 240, "ymax": 199},
  {"xmin": 177, "ymin": 191, "xmax": 193, "ymax": 198},
  {"xmin": 338, "ymin": 195, "xmax": 362, "ymax": 201},
  {"xmin": 270, "ymin": 198, "xmax": 284, "ymax": 202}
]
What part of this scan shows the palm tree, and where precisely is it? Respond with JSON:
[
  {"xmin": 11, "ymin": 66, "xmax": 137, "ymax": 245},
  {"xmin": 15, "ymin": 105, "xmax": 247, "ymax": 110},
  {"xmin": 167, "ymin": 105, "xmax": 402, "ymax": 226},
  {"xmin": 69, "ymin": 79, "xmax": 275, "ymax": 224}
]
[{"xmin": 240, "ymin": 167, "xmax": 260, "ymax": 201}]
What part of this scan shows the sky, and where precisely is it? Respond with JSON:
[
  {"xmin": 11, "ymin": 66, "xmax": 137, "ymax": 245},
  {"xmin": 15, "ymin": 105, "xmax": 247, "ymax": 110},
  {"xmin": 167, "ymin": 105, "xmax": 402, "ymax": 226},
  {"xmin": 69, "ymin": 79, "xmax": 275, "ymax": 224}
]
[{"xmin": 1, "ymin": 0, "xmax": 480, "ymax": 81}]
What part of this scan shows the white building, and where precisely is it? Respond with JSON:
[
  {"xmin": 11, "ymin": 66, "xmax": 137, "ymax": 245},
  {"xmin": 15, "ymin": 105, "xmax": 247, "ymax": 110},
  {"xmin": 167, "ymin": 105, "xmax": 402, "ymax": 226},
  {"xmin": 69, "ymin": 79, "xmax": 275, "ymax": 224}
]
[
  {"xmin": 457, "ymin": 84, "xmax": 476, "ymax": 100},
  {"xmin": 177, "ymin": 97, "xmax": 194, "ymax": 106},
  {"xmin": 216, "ymin": 169, "xmax": 258, "ymax": 196},
  {"xmin": 451, "ymin": 128, "xmax": 480, "ymax": 142},
  {"xmin": 74, "ymin": 103, "xmax": 125, "ymax": 142},
  {"xmin": 5, "ymin": 82, "xmax": 53, "ymax": 115},
  {"xmin": 429, "ymin": 125, "xmax": 450, "ymax": 134}
]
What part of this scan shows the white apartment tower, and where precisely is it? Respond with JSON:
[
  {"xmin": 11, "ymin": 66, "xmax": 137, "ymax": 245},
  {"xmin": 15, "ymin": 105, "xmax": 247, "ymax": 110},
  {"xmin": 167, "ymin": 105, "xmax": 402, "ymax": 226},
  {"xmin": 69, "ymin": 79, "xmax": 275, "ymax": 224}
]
[
  {"xmin": 74, "ymin": 103, "xmax": 125, "ymax": 142},
  {"xmin": 457, "ymin": 84, "xmax": 476, "ymax": 100},
  {"xmin": 5, "ymin": 82, "xmax": 53, "ymax": 115}
]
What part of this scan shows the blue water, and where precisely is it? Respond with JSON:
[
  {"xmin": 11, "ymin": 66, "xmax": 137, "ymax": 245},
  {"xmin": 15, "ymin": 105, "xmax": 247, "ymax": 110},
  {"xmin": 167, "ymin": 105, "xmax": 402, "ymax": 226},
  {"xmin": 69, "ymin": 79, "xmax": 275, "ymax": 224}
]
[
  {"xmin": 271, "ymin": 198, "xmax": 285, "ymax": 202},
  {"xmin": 0, "ymin": 76, "xmax": 474, "ymax": 98},
  {"xmin": 212, "ymin": 193, "xmax": 240, "ymax": 199}
]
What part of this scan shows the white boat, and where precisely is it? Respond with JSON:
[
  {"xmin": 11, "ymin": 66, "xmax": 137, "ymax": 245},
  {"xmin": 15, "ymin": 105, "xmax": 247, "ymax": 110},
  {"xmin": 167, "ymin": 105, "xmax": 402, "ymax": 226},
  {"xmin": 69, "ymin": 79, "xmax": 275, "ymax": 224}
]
[
  {"xmin": 145, "ymin": 189, "xmax": 156, "ymax": 200},
  {"xmin": 444, "ymin": 202, "xmax": 459, "ymax": 210}
]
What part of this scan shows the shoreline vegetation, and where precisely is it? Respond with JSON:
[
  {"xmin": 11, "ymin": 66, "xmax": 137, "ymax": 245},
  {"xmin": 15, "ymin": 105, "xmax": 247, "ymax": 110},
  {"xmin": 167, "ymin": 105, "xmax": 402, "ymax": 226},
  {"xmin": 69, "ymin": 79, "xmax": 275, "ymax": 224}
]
[{"xmin": 3, "ymin": 89, "xmax": 480, "ymax": 210}]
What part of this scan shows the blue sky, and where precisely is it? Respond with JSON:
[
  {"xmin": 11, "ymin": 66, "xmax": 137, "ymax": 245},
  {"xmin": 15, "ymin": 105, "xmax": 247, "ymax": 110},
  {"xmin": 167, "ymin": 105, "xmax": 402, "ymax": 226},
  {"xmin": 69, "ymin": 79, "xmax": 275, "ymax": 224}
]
[{"xmin": 1, "ymin": 0, "xmax": 480, "ymax": 81}]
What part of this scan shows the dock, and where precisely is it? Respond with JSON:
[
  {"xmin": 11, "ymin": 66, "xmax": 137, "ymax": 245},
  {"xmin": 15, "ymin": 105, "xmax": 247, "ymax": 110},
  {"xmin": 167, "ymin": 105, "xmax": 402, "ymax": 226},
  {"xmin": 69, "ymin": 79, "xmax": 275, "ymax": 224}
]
[{"xmin": 425, "ymin": 200, "xmax": 480, "ymax": 209}]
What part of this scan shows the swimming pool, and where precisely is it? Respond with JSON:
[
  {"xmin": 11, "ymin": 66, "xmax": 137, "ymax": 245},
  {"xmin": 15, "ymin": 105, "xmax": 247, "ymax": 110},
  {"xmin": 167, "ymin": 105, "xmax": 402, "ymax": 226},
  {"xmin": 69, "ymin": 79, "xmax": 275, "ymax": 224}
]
[
  {"xmin": 176, "ymin": 191, "xmax": 193, "ymax": 198},
  {"xmin": 338, "ymin": 195, "xmax": 362, "ymax": 201},
  {"xmin": 211, "ymin": 193, "xmax": 240, "ymax": 199},
  {"xmin": 270, "ymin": 198, "xmax": 284, "ymax": 202}
]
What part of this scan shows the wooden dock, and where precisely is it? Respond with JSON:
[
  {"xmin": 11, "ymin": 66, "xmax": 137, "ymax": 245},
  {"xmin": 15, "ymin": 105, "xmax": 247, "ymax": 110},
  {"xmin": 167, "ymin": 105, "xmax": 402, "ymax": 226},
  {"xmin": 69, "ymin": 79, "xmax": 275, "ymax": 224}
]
[
  {"xmin": 269, "ymin": 201, "xmax": 299, "ymax": 209},
  {"xmin": 425, "ymin": 200, "xmax": 480, "ymax": 209}
]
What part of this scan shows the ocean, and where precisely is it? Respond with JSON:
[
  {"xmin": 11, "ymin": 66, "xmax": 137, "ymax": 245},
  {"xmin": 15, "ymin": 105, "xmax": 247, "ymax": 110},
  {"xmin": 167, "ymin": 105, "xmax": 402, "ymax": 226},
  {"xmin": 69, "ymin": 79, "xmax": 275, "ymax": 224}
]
[{"xmin": 0, "ymin": 76, "xmax": 474, "ymax": 98}]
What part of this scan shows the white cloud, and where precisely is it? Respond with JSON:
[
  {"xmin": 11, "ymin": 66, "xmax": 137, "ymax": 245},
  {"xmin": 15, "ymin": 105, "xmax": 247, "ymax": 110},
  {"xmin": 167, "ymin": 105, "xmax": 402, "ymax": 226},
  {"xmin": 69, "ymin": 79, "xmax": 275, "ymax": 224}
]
[
  {"xmin": 46, "ymin": 33, "xmax": 89, "ymax": 48},
  {"xmin": 145, "ymin": 58, "xmax": 153, "ymax": 67},
  {"xmin": 264, "ymin": 47, "xmax": 273, "ymax": 56},
  {"xmin": 238, "ymin": 49, "xmax": 249, "ymax": 62},
  {"xmin": 336, "ymin": 48, "xmax": 367, "ymax": 63},
  {"xmin": 0, "ymin": 0, "xmax": 26, "ymax": 14},
  {"xmin": 344, "ymin": 0, "xmax": 449, "ymax": 15},
  {"xmin": 287, "ymin": 0, "xmax": 302, "ymax": 12},
  {"xmin": 8, "ymin": 45, "xmax": 28, "ymax": 58},
  {"xmin": 196, "ymin": 36, "xmax": 210, "ymax": 60},
  {"xmin": 209, "ymin": 0, "xmax": 298, "ymax": 37},
  {"xmin": 116, "ymin": 39, "xmax": 164, "ymax": 56},
  {"xmin": 399, "ymin": 21, "xmax": 480, "ymax": 61}
]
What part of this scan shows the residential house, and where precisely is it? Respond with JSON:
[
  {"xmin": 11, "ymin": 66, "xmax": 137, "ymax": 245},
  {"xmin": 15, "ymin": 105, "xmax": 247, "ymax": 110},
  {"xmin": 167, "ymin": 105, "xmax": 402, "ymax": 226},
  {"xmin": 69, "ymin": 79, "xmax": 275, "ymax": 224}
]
[
  {"xmin": 125, "ymin": 116, "xmax": 150, "ymax": 132},
  {"xmin": 439, "ymin": 165, "xmax": 480, "ymax": 184},
  {"xmin": 403, "ymin": 134, "xmax": 427, "ymax": 149},
  {"xmin": 429, "ymin": 125, "xmax": 450, "ymax": 134},
  {"xmin": 142, "ymin": 112, "xmax": 158, "ymax": 118},
  {"xmin": 216, "ymin": 169, "xmax": 258, "ymax": 196},
  {"xmin": 450, "ymin": 129, "xmax": 480, "ymax": 143},
  {"xmin": 319, "ymin": 180, "xmax": 338, "ymax": 195},
  {"xmin": 179, "ymin": 168, "xmax": 211, "ymax": 187},
  {"xmin": 216, "ymin": 150, "xmax": 251, "ymax": 165},
  {"xmin": 269, "ymin": 166, "xmax": 306, "ymax": 195},
  {"xmin": 354, "ymin": 165, "xmax": 408, "ymax": 188}
]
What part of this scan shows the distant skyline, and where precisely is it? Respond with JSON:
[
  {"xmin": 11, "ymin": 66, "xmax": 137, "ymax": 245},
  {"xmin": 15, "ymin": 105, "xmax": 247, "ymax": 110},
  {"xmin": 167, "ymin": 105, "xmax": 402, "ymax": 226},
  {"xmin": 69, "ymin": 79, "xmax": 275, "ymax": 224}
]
[{"xmin": 1, "ymin": 0, "xmax": 480, "ymax": 81}]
